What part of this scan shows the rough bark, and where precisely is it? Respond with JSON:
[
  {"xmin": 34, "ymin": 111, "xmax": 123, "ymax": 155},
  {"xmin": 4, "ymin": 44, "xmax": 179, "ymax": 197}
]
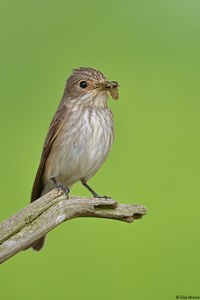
[{"xmin": 0, "ymin": 189, "xmax": 147, "ymax": 264}]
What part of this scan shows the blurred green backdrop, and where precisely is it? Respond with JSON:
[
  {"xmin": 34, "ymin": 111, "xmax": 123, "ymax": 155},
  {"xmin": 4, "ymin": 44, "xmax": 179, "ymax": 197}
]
[{"xmin": 1, "ymin": 0, "xmax": 200, "ymax": 299}]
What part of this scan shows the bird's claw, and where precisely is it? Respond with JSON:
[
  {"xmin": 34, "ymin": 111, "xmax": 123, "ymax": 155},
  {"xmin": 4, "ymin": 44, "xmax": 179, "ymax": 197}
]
[
  {"xmin": 50, "ymin": 177, "xmax": 70, "ymax": 199},
  {"xmin": 57, "ymin": 185, "xmax": 70, "ymax": 199},
  {"xmin": 94, "ymin": 194, "xmax": 111, "ymax": 199}
]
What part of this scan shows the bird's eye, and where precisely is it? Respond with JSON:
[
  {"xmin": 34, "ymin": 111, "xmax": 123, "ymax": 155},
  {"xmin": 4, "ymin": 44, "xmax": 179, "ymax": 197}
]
[{"xmin": 79, "ymin": 81, "xmax": 87, "ymax": 89}]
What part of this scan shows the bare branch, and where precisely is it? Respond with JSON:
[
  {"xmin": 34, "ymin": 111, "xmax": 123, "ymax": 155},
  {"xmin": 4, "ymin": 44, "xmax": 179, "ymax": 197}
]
[{"xmin": 0, "ymin": 189, "xmax": 147, "ymax": 264}]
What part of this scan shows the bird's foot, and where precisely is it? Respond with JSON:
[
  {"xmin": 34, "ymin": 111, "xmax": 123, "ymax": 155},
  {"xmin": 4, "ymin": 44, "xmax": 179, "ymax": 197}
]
[
  {"xmin": 81, "ymin": 181, "xmax": 111, "ymax": 199},
  {"xmin": 57, "ymin": 185, "xmax": 70, "ymax": 199},
  {"xmin": 93, "ymin": 193, "xmax": 111, "ymax": 199},
  {"xmin": 50, "ymin": 177, "xmax": 70, "ymax": 199}
]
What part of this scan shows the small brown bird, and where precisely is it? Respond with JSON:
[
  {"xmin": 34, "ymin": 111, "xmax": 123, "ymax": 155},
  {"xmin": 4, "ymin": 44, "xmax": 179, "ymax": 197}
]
[{"xmin": 31, "ymin": 67, "xmax": 119, "ymax": 250}]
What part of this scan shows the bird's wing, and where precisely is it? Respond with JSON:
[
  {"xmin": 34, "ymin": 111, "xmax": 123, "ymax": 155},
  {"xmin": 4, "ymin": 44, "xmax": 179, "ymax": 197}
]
[{"xmin": 31, "ymin": 103, "xmax": 67, "ymax": 202}]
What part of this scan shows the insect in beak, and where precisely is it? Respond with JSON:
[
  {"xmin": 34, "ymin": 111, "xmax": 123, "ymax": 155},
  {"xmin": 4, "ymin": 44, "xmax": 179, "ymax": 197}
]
[{"xmin": 97, "ymin": 81, "xmax": 119, "ymax": 100}]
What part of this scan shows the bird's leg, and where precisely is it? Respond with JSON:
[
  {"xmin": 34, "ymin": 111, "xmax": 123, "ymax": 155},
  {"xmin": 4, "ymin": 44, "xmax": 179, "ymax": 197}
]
[
  {"xmin": 50, "ymin": 177, "xmax": 70, "ymax": 199},
  {"xmin": 81, "ymin": 180, "xmax": 111, "ymax": 199}
]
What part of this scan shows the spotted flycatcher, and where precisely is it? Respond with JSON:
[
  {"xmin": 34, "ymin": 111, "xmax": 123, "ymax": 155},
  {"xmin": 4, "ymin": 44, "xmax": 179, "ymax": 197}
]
[{"xmin": 31, "ymin": 67, "xmax": 119, "ymax": 250}]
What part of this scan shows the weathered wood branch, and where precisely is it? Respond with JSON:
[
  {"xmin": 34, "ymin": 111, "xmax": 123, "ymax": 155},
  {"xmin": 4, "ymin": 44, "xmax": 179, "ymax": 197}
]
[{"xmin": 0, "ymin": 189, "xmax": 147, "ymax": 264}]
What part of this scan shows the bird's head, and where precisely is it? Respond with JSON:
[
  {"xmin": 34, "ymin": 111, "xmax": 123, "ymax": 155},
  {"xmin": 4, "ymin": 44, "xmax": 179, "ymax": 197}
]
[{"xmin": 64, "ymin": 67, "xmax": 119, "ymax": 108}]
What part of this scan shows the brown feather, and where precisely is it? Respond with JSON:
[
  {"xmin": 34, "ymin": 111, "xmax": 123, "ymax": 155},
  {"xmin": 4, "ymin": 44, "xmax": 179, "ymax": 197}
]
[{"xmin": 31, "ymin": 101, "xmax": 67, "ymax": 202}]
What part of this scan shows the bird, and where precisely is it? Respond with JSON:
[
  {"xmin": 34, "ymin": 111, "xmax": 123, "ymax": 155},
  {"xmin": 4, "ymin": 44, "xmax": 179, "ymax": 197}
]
[{"xmin": 30, "ymin": 67, "xmax": 119, "ymax": 251}]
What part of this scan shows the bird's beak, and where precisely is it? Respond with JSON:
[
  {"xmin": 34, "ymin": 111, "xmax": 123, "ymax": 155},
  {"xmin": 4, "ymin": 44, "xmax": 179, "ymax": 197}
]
[{"xmin": 100, "ymin": 80, "xmax": 119, "ymax": 90}]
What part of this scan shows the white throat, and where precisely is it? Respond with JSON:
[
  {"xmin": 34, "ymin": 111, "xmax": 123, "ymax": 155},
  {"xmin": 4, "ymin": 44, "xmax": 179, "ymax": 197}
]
[{"xmin": 77, "ymin": 90, "xmax": 109, "ymax": 109}]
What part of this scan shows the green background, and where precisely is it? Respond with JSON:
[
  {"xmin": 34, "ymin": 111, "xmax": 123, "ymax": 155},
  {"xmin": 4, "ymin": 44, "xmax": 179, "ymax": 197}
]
[{"xmin": 1, "ymin": 0, "xmax": 200, "ymax": 299}]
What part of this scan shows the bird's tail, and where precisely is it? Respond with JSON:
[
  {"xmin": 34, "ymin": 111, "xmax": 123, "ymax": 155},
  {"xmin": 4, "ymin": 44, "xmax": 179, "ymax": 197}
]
[{"xmin": 31, "ymin": 236, "xmax": 46, "ymax": 251}]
